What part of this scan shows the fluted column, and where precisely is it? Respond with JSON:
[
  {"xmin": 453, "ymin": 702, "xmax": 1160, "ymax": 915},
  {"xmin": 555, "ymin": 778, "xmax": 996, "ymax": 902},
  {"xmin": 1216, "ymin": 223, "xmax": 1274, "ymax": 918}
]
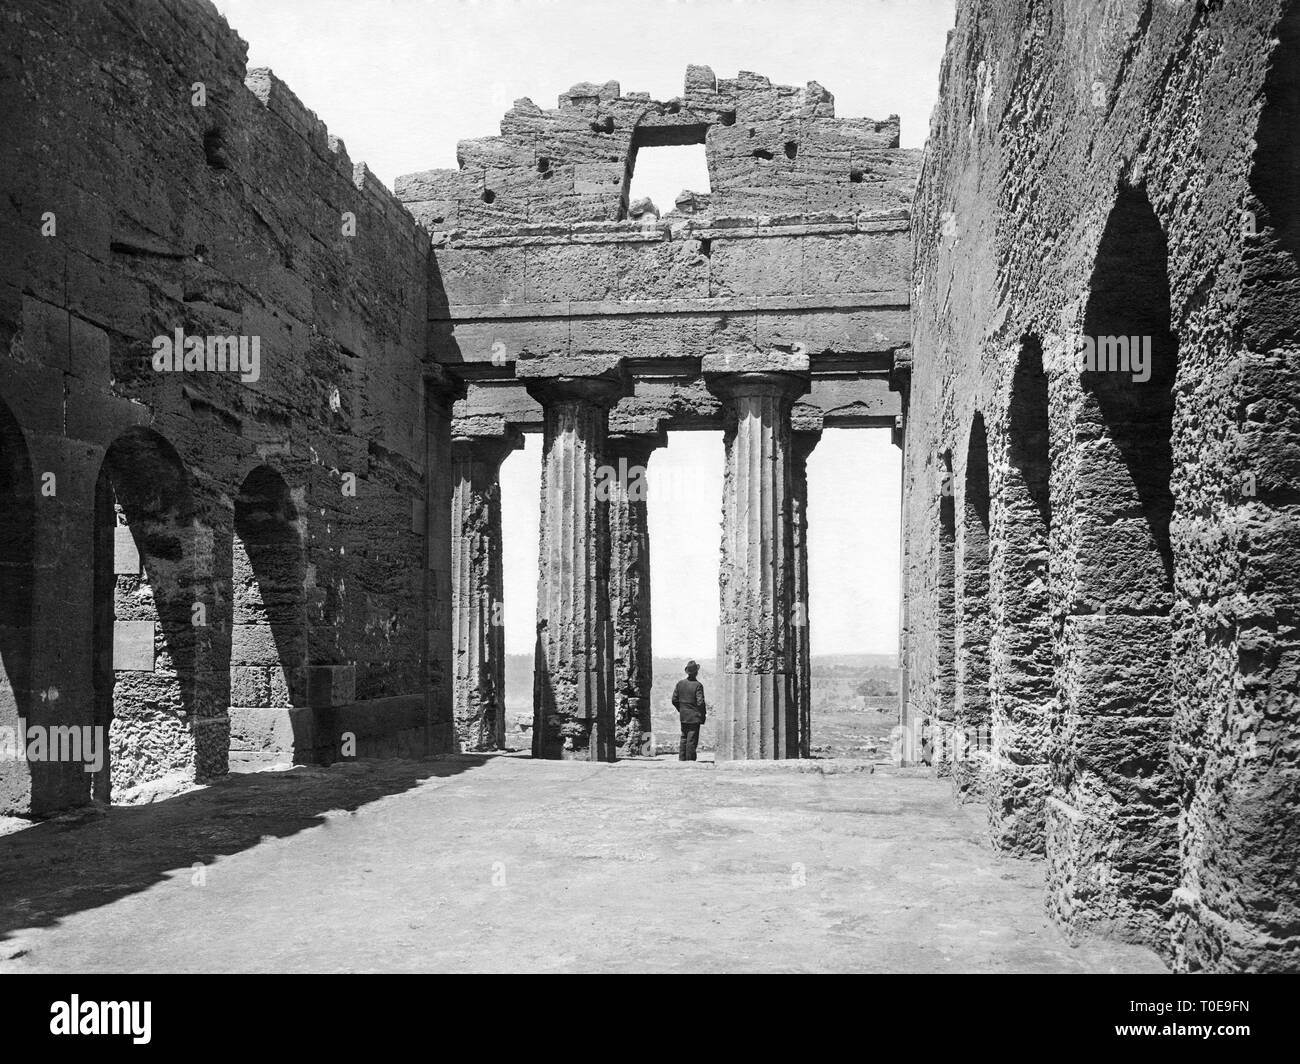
[
  {"xmin": 424, "ymin": 365, "xmax": 466, "ymax": 756},
  {"xmin": 451, "ymin": 430, "xmax": 522, "ymax": 751},
  {"xmin": 527, "ymin": 376, "xmax": 624, "ymax": 760},
  {"xmin": 607, "ymin": 431, "xmax": 666, "ymax": 757},
  {"xmin": 708, "ymin": 369, "xmax": 810, "ymax": 760},
  {"xmin": 791, "ymin": 420, "xmax": 821, "ymax": 758}
]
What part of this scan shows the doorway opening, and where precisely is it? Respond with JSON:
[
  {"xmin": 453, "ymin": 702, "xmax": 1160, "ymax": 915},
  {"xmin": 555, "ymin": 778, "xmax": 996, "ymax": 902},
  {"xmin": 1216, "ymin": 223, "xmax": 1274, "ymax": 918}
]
[{"xmin": 804, "ymin": 428, "xmax": 901, "ymax": 760}]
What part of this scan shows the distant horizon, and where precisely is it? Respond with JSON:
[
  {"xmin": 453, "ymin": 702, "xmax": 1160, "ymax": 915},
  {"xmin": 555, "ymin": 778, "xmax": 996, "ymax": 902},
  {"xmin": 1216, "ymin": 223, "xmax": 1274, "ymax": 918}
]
[
  {"xmin": 500, "ymin": 430, "xmax": 903, "ymax": 659},
  {"xmin": 500, "ymin": 651, "xmax": 900, "ymax": 667}
]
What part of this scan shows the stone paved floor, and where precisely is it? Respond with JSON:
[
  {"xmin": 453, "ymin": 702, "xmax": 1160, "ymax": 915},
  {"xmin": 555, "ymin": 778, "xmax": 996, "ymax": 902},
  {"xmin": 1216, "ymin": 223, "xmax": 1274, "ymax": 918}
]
[{"xmin": 0, "ymin": 755, "xmax": 1166, "ymax": 973}]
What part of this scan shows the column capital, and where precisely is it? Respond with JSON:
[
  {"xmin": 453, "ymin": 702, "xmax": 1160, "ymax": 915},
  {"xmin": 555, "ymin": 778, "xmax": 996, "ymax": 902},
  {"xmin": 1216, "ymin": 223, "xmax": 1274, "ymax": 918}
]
[
  {"xmin": 518, "ymin": 355, "xmax": 629, "ymax": 410},
  {"xmin": 705, "ymin": 369, "xmax": 810, "ymax": 404},
  {"xmin": 702, "ymin": 350, "xmax": 810, "ymax": 405},
  {"xmin": 425, "ymin": 364, "xmax": 467, "ymax": 408},
  {"xmin": 450, "ymin": 426, "xmax": 524, "ymax": 467},
  {"xmin": 524, "ymin": 374, "xmax": 627, "ymax": 409},
  {"xmin": 606, "ymin": 430, "xmax": 667, "ymax": 463}
]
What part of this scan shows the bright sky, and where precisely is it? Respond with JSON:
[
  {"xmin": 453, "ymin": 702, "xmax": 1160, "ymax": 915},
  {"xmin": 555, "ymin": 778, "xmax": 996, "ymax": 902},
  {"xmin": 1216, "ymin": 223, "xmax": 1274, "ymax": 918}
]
[{"xmin": 213, "ymin": 0, "xmax": 953, "ymax": 658}]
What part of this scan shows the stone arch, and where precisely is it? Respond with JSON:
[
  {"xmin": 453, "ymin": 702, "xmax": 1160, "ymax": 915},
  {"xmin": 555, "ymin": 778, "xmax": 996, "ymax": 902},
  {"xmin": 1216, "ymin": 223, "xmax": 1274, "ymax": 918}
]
[
  {"xmin": 1049, "ymin": 183, "xmax": 1179, "ymax": 948},
  {"xmin": 93, "ymin": 427, "xmax": 199, "ymax": 800},
  {"xmin": 230, "ymin": 465, "xmax": 308, "ymax": 741},
  {"xmin": 0, "ymin": 397, "xmax": 35, "ymax": 812},
  {"xmin": 955, "ymin": 411, "xmax": 990, "ymax": 800},
  {"xmin": 989, "ymin": 336, "xmax": 1052, "ymax": 852},
  {"xmin": 1249, "ymin": 1, "xmax": 1300, "ymax": 271}
]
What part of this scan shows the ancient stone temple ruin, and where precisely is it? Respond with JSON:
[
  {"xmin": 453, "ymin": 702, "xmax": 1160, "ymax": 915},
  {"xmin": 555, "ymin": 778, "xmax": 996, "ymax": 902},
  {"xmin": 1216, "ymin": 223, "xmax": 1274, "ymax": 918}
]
[
  {"xmin": 0, "ymin": 0, "xmax": 1296, "ymax": 973},
  {"xmin": 397, "ymin": 67, "xmax": 914, "ymax": 760}
]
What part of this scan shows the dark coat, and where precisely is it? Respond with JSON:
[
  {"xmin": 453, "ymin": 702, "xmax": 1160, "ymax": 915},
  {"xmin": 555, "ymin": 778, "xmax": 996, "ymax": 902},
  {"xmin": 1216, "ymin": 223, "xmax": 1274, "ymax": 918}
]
[{"xmin": 673, "ymin": 678, "xmax": 707, "ymax": 724}]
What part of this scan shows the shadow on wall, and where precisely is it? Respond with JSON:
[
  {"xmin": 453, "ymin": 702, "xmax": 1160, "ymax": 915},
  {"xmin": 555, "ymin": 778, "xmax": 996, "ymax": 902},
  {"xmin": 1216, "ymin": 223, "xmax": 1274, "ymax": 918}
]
[
  {"xmin": 954, "ymin": 412, "xmax": 990, "ymax": 801},
  {"xmin": 1080, "ymin": 185, "xmax": 1177, "ymax": 589},
  {"xmin": 1050, "ymin": 180, "xmax": 1179, "ymax": 948},
  {"xmin": 0, "ymin": 398, "xmax": 35, "ymax": 812},
  {"xmin": 93, "ymin": 427, "xmax": 205, "ymax": 801},
  {"xmin": 232, "ymin": 465, "xmax": 307, "ymax": 712},
  {"xmin": 1251, "ymin": 3, "xmax": 1300, "ymax": 268}
]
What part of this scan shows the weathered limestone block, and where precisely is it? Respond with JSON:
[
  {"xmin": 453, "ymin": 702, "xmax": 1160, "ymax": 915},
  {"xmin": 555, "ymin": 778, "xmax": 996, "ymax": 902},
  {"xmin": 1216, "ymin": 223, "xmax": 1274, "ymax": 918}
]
[
  {"xmin": 607, "ymin": 430, "xmax": 665, "ymax": 757},
  {"xmin": 397, "ymin": 66, "xmax": 917, "ymax": 232},
  {"xmin": 450, "ymin": 430, "xmax": 522, "ymax": 751},
  {"xmin": 1048, "ymin": 611, "xmax": 1179, "ymax": 948},
  {"xmin": 526, "ymin": 371, "xmax": 626, "ymax": 760},
  {"xmin": 707, "ymin": 357, "xmax": 810, "ymax": 760}
]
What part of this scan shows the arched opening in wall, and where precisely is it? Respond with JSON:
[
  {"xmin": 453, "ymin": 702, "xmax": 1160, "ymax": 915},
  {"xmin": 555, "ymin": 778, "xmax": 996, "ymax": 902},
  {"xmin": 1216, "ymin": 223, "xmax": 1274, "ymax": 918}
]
[
  {"xmin": 1079, "ymin": 187, "xmax": 1176, "ymax": 608},
  {"xmin": 647, "ymin": 431, "xmax": 723, "ymax": 756},
  {"xmin": 803, "ymin": 428, "xmax": 902, "ymax": 759},
  {"xmin": 955, "ymin": 413, "xmax": 991, "ymax": 799},
  {"xmin": 230, "ymin": 465, "xmax": 307, "ymax": 768},
  {"xmin": 0, "ymin": 398, "xmax": 35, "ymax": 811},
  {"xmin": 624, "ymin": 124, "xmax": 711, "ymax": 220},
  {"xmin": 1064, "ymin": 182, "xmax": 1178, "ymax": 938},
  {"xmin": 932, "ymin": 450, "xmax": 956, "ymax": 771},
  {"xmin": 1250, "ymin": 2, "xmax": 1300, "ymax": 264},
  {"xmin": 993, "ymin": 336, "xmax": 1053, "ymax": 852},
  {"xmin": 499, "ymin": 434, "xmax": 542, "ymax": 750},
  {"xmin": 92, "ymin": 428, "xmax": 197, "ymax": 801}
]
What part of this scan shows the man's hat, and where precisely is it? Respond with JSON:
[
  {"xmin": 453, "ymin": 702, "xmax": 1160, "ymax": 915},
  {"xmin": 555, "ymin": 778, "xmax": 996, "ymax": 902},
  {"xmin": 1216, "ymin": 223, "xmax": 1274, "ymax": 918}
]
[{"xmin": 685, "ymin": 660, "xmax": 699, "ymax": 671}]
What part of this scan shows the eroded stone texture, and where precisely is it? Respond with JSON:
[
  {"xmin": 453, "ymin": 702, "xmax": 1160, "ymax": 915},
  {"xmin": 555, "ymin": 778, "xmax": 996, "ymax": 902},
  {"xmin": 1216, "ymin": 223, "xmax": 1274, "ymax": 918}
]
[
  {"xmin": 986, "ymin": 340, "xmax": 1051, "ymax": 854},
  {"xmin": 228, "ymin": 464, "xmax": 308, "ymax": 772},
  {"xmin": 0, "ymin": 0, "xmax": 443, "ymax": 811},
  {"xmin": 791, "ymin": 418, "xmax": 822, "ymax": 758},
  {"xmin": 527, "ymin": 373, "xmax": 625, "ymax": 761},
  {"xmin": 905, "ymin": 0, "xmax": 1300, "ymax": 971},
  {"xmin": 396, "ymin": 65, "xmax": 914, "ymax": 230},
  {"xmin": 451, "ymin": 431, "xmax": 521, "ymax": 752},
  {"xmin": 607, "ymin": 430, "xmax": 664, "ymax": 758},
  {"xmin": 709, "ymin": 360, "xmax": 809, "ymax": 760},
  {"xmin": 953, "ymin": 415, "xmax": 991, "ymax": 803}
]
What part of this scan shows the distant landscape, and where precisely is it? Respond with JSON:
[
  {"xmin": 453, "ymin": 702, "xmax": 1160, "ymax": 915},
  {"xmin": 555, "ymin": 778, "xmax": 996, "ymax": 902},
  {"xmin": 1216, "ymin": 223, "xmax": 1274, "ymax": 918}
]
[{"xmin": 502, "ymin": 653, "xmax": 900, "ymax": 758}]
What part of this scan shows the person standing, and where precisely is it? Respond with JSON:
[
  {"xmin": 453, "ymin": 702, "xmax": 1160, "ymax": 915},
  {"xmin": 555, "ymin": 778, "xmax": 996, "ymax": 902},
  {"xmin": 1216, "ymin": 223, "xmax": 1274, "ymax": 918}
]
[{"xmin": 672, "ymin": 661, "xmax": 706, "ymax": 761}]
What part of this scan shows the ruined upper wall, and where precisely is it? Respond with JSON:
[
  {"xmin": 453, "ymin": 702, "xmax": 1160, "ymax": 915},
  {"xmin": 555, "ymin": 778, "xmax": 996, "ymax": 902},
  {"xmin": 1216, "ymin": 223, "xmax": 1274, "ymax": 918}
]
[{"xmin": 395, "ymin": 66, "xmax": 916, "ymax": 227}]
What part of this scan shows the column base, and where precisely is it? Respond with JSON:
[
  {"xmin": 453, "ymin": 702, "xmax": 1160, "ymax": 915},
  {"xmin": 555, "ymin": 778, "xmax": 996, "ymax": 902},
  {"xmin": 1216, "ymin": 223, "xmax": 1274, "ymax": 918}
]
[{"xmin": 533, "ymin": 718, "xmax": 615, "ymax": 761}]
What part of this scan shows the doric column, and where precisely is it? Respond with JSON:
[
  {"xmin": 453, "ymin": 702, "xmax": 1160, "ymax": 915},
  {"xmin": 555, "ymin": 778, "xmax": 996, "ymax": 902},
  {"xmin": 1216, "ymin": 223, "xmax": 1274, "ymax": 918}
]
[
  {"xmin": 791, "ymin": 416, "xmax": 822, "ymax": 758},
  {"xmin": 525, "ymin": 373, "xmax": 625, "ymax": 760},
  {"xmin": 451, "ymin": 428, "xmax": 523, "ymax": 752},
  {"xmin": 424, "ymin": 365, "xmax": 466, "ymax": 756},
  {"xmin": 607, "ymin": 429, "xmax": 666, "ymax": 757},
  {"xmin": 707, "ymin": 362, "xmax": 810, "ymax": 760}
]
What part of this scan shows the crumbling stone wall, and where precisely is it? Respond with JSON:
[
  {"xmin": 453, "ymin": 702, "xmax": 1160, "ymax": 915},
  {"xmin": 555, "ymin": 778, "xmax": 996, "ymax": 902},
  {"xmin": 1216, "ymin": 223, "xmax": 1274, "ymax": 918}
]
[
  {"xmin": 0, "ymin": 0, "xmax": 451, "ymax": 812},
  {"xmin": 398, "ymin": 66, "xmax": 912, "ymax": 228},
  {"xmin": 906, "ymin": 0, "xmax": 1300, "ymax": 971}
]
